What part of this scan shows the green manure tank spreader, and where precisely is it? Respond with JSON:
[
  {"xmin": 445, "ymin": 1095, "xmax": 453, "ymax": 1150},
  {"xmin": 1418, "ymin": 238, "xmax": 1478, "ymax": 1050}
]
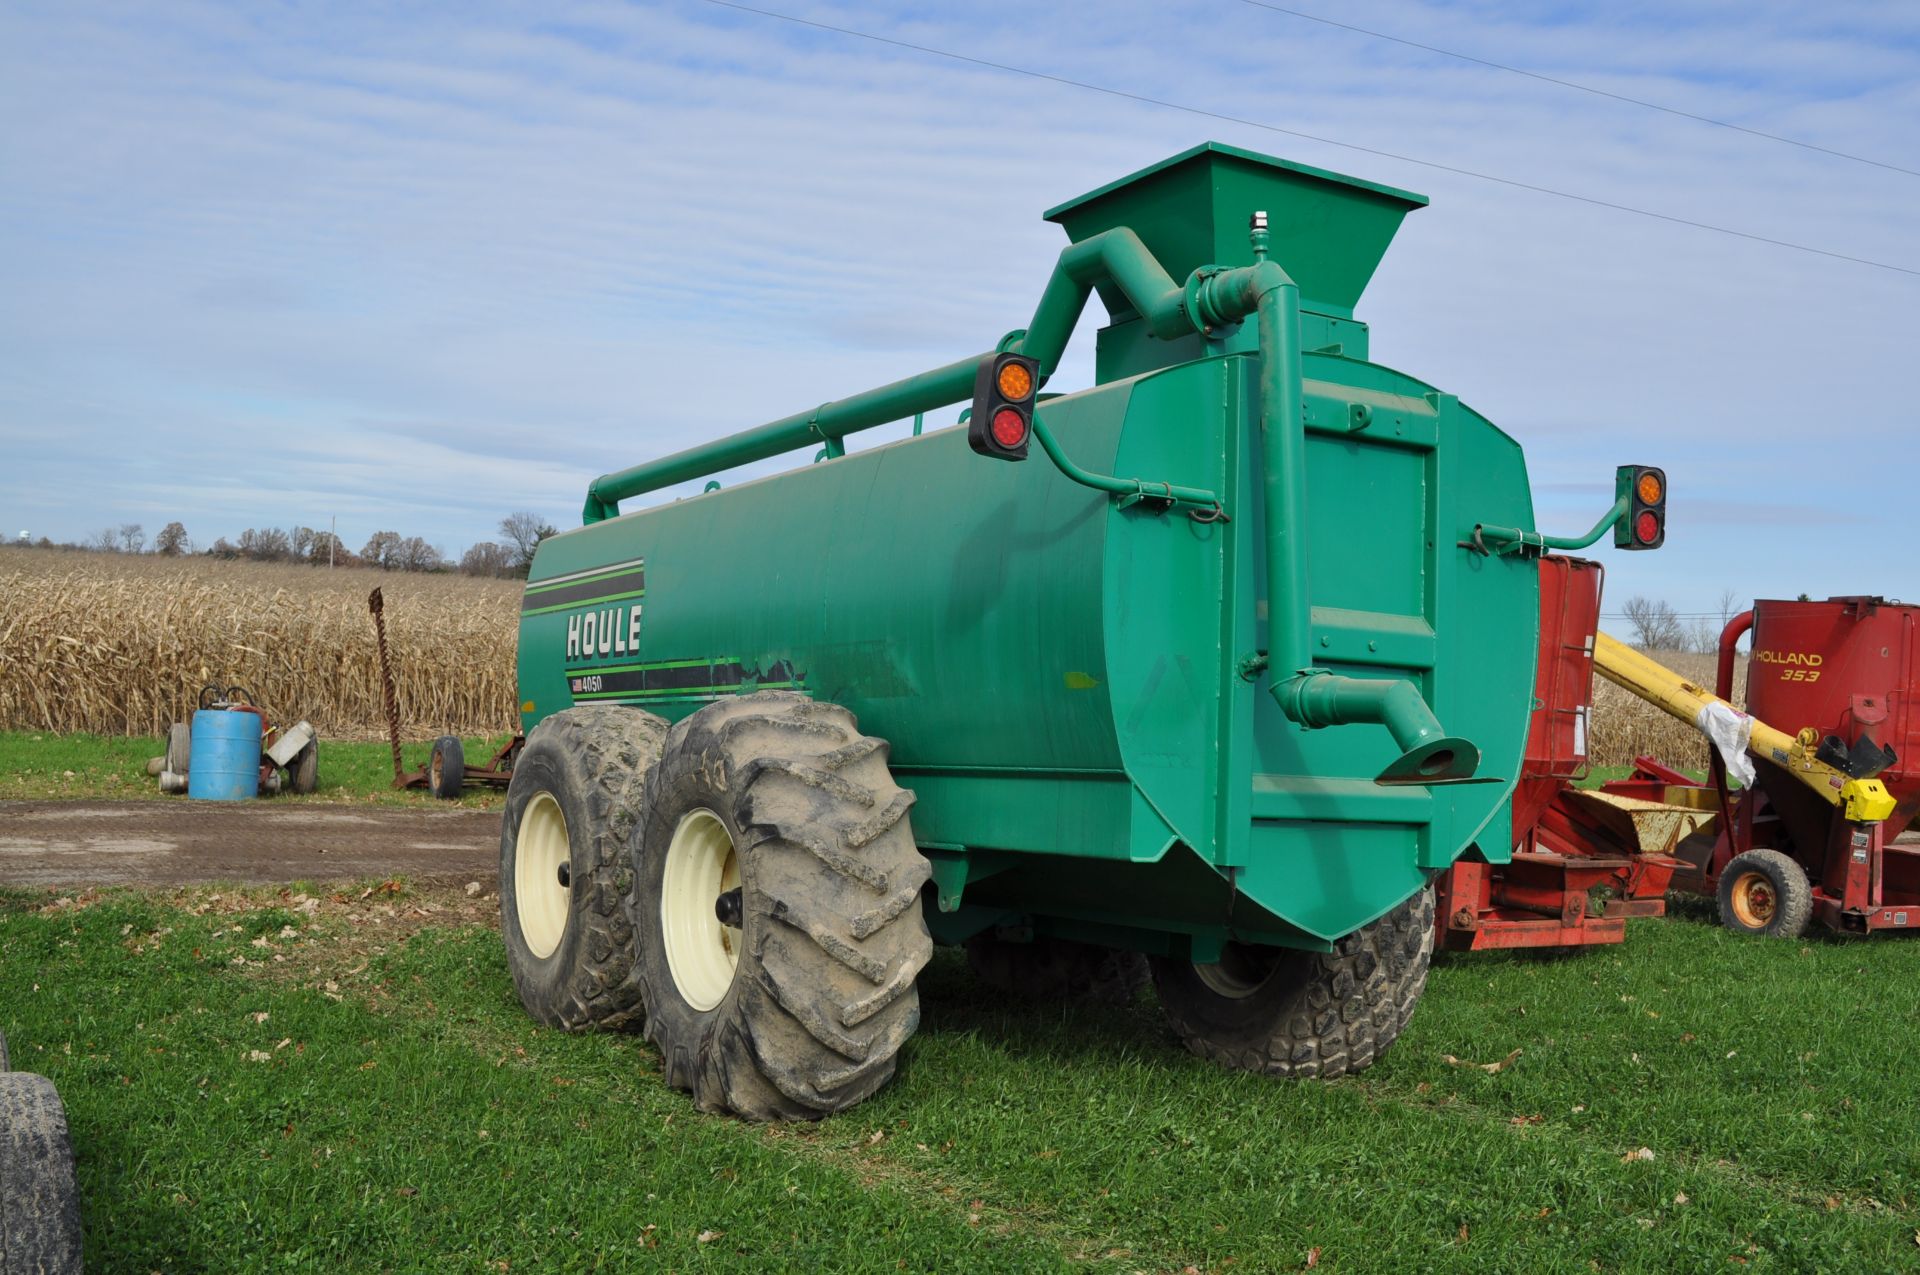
[{"xmin": 498, "ymin": 142, "xmax": 1652, "ymax": 1120}]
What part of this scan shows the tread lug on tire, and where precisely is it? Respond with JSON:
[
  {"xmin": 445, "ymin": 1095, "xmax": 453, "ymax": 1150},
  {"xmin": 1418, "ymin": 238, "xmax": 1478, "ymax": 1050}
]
[
  {"xmin": 965, "ymin": 932, "xmax": 1150, "ymax": 1006},
  {"xmin": 1150, "ymin": 888, "xmax": 1434, "ymax": 1080},
  {"xmin": 1717, "ymin": 847, "xmax": 1814, "ymax": 938},
  {"xmin": 0, "ymin": 1072, "xmax": 85, "ymax": 1274},
  {"xmin": 500, "ymin": 705, "xmax": 668, "ymax": 1031},
  {"xmin": 631, "ymin": 691, "xmax": 933, "ymax": 1121}
]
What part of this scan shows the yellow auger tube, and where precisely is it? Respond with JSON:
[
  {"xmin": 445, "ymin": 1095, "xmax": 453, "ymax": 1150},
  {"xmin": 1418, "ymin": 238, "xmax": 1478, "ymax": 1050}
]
[{"xmin": 1591, "ymin": 632, "xmax": 1896, "ymax": 823}]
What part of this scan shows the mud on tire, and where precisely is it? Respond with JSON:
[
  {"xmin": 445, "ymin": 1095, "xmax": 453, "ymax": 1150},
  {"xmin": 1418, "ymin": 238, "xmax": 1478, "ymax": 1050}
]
[
  {"xmin": 1717, "ymin": 847, "xmax": 1814, "ymax": 939},
  {"xmin": 500, "ymin": 705, "xmax": 667, "ymax": 1031},
  {"xmin": 965, "ymin": 931, "xmax": 1150, "ymax": 1006},
  {"xmin": 631, "ymin": 691, "xmax": 933, "ymax": 1121},
  {"xmin": 1150, "ymin": 888, "xmax": 1434, "ymax": 1080}
]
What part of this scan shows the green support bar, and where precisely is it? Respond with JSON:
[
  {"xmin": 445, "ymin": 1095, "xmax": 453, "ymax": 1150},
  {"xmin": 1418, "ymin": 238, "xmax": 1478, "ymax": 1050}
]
[{"xmin": 1472, "ymin": 497, "xmax": 1628, "ymax": 556}]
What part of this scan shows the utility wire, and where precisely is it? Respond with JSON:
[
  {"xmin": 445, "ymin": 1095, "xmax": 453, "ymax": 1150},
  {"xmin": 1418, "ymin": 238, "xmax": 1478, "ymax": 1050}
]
[
  {"xmin": 1239, "ymin": 0, "xmax": 1920, "ymax": 180},
  {"xmin": 701, "ymin": 0, "xmax": 1918, "ymax": 279}
]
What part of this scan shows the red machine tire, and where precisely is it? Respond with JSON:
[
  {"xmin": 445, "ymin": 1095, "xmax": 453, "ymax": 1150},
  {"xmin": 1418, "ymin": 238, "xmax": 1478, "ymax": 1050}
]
[{"xmin": 1716, "ymin": 849, "xmax": 1813, "ymax": 939}]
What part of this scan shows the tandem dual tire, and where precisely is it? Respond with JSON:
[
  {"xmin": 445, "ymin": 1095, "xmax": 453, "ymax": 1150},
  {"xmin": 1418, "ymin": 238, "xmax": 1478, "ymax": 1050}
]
[
  {"xmin": 497, "ymin": 693, "xmax": 935, "ymax": 1122},
  {"xmin": 1150, "ymin": 888, "xmax": 1435, "ymax": 1080},
  {"xmin": 500, "ymin": 706, "xmax": 669, "ymax": 1031},
  {"xmin": 631, "ymin": 693, "xmax": 933, "ymax": 1121},
  {"xmin": 0, "ymin": 1038, "xmax": 86, "ymax": 1275}
]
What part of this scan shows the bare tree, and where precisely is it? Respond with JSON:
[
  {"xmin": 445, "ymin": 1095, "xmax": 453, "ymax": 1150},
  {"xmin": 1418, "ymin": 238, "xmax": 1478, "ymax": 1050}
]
[
  {"xmin": 360, "ymin": 530, "xmax": 402, "ymax": 570},
  {"xmin": 1716, "ymin": 587, "xmax": 1741, "ymax": 629},
  {"xmin": 1621, "ymin": 596, "xmax": 1685, "ymax": 651},
  {"xmin": 87, "ymin": 527, "xmax": 119, "ymax": 552},
  {"xmin": 208, "ymin": 537, "xmax": 239, "ymax": 559},
  {"xmin": 394, "ymin": 536, "xmax": 444, "ymax": 572},
  {"xmin": 153, "ymin": 521, "xmax": 190, "ymax": 556},
  {"xmin": 460, "ymin": 541, "xmax": 514, "ymax": 577},
  {"xmin": 307, "ymin": 531, "xmax": 349, "ymax": 566},
  {"xmin": 289, "ymin": 526, "xmax": 318, "ymax": 562},
  {"xmin": 116, "ymin": 523, "xmax": 146, "ymax": 554},
  {"xmin": 237, "ymin": 527, "xmax": 292, "ymax": 561},
  {"xmin": 499, "ymin": 511, "xmax": 557, "ymax": 575}
]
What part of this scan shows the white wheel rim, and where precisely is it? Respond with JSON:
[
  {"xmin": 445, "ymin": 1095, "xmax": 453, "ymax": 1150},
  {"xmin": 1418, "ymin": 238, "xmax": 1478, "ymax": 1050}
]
[
  {"xmin": 1195, "ymin": 943, "xmax": 1280, "ymax": 999},
  {"xmin": 662, "ymin": 808, "xmax": 742, "ymax": 1012},
  {"xmin": 515, "ymin": 791, "xmax": 571, "ymax": 960}
]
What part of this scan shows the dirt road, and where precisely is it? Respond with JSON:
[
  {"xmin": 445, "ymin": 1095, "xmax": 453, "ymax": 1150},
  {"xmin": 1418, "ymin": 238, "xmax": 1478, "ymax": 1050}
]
[{"xmin": 0, "ymin": 801, "xmax": 499, "ymax": 887}]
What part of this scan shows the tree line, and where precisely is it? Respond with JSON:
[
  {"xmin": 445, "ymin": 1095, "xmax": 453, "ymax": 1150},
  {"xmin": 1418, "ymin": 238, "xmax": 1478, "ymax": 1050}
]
[{"xmin": 21, "ymin": 512, "xmax": 558, "ymax": 578}]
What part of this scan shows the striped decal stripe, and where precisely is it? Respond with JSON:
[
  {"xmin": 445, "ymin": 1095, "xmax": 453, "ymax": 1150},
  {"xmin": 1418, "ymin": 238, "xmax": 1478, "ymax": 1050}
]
[
  {"xmin": 567, "ymin": 658, "xmax": 802, "ymax": 701},
  {"xmin": 522, "ymin": 565, "xmax": 647, "ymax": 613}
]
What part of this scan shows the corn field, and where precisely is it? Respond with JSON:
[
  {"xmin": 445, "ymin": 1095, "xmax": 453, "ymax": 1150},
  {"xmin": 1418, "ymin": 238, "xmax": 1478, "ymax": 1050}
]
[
  {"xmin": 1589, "ymin": 648, "xmax": 1742, "ymax": 772},
  {"xmin": 0, "ymin": 547, "xmax": 520, "ymax": 739},
  {"xmin": 0, "ymin": 546, "xmax": 1739, "ymax": 765}
]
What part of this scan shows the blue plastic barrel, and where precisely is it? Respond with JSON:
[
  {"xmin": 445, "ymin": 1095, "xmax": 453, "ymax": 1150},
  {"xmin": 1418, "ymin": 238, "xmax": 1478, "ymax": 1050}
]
[{"xmin": 187, "ymin": 709, "xmax": 262, "ymax": 801}]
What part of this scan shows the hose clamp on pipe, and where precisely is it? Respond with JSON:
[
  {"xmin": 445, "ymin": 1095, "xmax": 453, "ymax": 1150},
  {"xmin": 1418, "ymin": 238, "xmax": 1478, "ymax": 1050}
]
[{"xmin": 1183, "ymin": 266, "xmax": 1243, "ymax": 338}]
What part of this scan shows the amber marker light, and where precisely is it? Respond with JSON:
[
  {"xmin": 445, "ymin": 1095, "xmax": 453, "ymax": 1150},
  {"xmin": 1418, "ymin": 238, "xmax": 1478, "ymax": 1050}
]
[
  {"xmin": 1637, "ymin": 471, "xmax": 1663, "ymax": 505},
  {"xmin": 996, "ymin": 360, "xmax": 1034, "ymax": 401}
]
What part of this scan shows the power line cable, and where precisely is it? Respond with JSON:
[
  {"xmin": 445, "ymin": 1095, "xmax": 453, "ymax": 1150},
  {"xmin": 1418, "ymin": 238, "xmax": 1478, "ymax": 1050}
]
[
  {"xmin": 1239, "ymin": 0, "xmax": 1920, "ymax": 180},
  {"xmin": 701, "ymin": 0, "xmax": 1918, "ymax": 279}
]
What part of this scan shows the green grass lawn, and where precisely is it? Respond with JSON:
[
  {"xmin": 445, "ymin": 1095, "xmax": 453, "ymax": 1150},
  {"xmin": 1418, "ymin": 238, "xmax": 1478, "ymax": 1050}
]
[
  {"xmin": 0, "ymin": 731, "xmax": 516, "ymax": 809},
  {"xmin": 2, "ymin": 883, "xmax": 1915, "ymax": 1272}
]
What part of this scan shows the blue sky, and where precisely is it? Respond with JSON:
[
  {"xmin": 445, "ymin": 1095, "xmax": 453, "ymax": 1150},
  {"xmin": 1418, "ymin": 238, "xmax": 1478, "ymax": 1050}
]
[{"xmin": 1, "ymin": 1, "xmax": 1915, "ymax": 618}]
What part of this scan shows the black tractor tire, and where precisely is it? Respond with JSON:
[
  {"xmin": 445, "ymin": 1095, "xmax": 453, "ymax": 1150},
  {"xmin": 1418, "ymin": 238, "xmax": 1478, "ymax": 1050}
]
[
  {"xmin": 500, "ymin": 706, "xmax": 667, "ymax": 1031},
  {"xmin": 630, "ymin": 692, "xmax": 933, "ymax": 1121},
  {"xmin": 290, "ymin": 741, "xmax": 319, "ymax": 795},
  {"xmin": 0, "ymin": 1072, "xmax": 85, "ymax": 1275},
  {"xmin": 0, "ymin": 1030, "xmax": 8, "ymax": 1071},
  {"xmin": 1717, "ymin": 848, "xmax": 1814, "ymax": 939},
  {"xmin": 429, "ymin": 736, "xmax": 466, "ymax": 800},
  {"xmin": 1150, "ymin": 888, "xmax": 1434, "ymax": 1080},
  {"xmin": 166, "ymin": 722, "xmax": 191, "ymax": 775},
  {"xmin": 965, "ymin": 931, "xmax": 1150, "ymax": 1006}
]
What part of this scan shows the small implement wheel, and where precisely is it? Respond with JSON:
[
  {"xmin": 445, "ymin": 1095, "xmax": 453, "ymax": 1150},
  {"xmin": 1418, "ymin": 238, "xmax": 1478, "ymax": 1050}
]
[
  {"xmin": 166, "ymin": 722, "xmax": 192, "ymax": 775},
  {"xmin": 965, "ymin": 931, "xmax": 1149, "ymax": 1006},
  {"xmin": 1150, "ymin": 888, "xmax": 1434, "ymax": 1080},
  {"xmin": 429, "ymin": 736, "xmax": 465, "ymax": 800},
  {"xmin": 0, "ymin": 1072, "xmax": 85, "ymax": 1274},
  {"xmin": 631, "ymin": 692, "xmax": 932, "ymax": 1121},
  {"xmin": 499, "ymin": 706, "xmax": 667, "ymax": 1030},
  {"xmin": 1717, "ymin": 849, "xmax": 1813, "ymax": 938},
  {"xmin": 290, "ymin": 741, "xmax": 319, "ymax": 795}
]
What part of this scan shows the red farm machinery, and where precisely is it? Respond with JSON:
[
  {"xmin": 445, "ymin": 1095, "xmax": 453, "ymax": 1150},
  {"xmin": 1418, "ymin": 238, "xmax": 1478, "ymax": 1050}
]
[{"xmin": 1441, "ymin": 567, "xmax": 1919, "ymax": 949}]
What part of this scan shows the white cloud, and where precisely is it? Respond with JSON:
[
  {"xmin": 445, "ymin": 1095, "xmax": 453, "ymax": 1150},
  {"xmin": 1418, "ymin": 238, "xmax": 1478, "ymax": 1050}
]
[{"xmin": 0, "ymin": 0, "xmax": 1914, "ymax": 612}]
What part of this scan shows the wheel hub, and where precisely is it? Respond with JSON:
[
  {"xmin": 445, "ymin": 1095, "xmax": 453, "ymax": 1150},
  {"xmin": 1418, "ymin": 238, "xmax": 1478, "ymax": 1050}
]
[
  {"xmin": 662, "ymin": 808, "xmax": 742, "ymax": 1012},
  {"xmin": 1730, "ymin": 872, "xmax": 1776, "ymax": 928},
  {"xmin": 515, "ymin": 791, "xmax": 571, "ymax": 960},
  {"xmin": 1194, "ymin": 941, "xmax": 1283, "ymax": 999}
]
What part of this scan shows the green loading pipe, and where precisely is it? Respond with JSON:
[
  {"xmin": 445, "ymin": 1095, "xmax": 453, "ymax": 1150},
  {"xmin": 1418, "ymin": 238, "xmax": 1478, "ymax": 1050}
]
[{"xmin": 582, "ymin": 225, "xmax": 1475, "ymax": 782}]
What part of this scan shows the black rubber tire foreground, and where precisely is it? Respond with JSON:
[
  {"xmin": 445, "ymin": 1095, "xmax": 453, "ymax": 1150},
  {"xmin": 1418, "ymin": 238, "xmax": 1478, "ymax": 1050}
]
[
  {"xmin": 632, "ymin": 692, "xmax": 933, "ymax": 1121},
  {"xmin": 500, "ymin": 706, "xmax": 667, "ymax": 1031},
  {"xmin": 1150, "ymin": 888, "xmax": 1435, "ymax": 1080},
  {"xmin": 965, "ymin": 932, "xmax": 1150, "ymax": 1006},
  {"xmin": 0, "ymin": 1072, "xmax": 85, "ymax": 1275},
  {"xmin": 1717, "ymin": 848, "xmax": 1814, "ymax": 939},
  {"xmin": 429, "ymin": 736, "xmax": 466, "ymax": 800}
]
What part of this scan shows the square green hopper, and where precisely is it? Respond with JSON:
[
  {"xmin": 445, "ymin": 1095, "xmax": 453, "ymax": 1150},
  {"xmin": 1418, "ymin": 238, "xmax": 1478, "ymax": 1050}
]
[{"xmin": 1044, "ymin": 142, "xmax": 1427, "ymax": 378}]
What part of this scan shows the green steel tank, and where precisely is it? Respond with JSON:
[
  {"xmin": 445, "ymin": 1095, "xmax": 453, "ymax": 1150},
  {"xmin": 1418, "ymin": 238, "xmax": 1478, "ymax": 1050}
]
[{"xmin": 496, "ymin": 143, "xmax": 1646, "ymax": 1120}]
